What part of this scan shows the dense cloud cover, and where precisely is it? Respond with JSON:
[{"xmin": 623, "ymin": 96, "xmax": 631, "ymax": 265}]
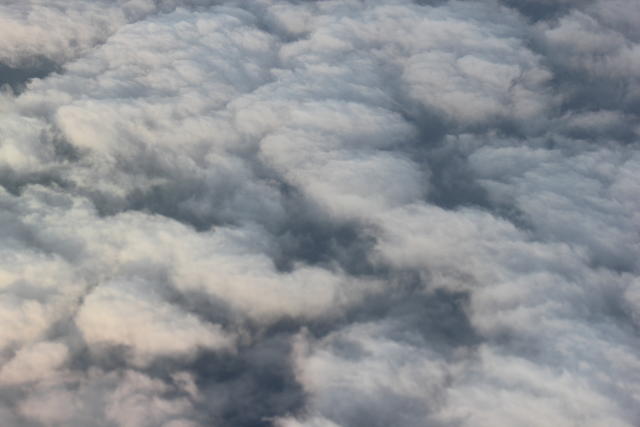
[{"xmin": 0, "ymin": 0, "xmax": 639, "ymax": 426}]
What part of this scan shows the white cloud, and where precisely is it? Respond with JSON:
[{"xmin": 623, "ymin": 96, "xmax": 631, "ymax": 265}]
[
  {"xmin": 0, "ymin": 341, "xmax": 68, "ymax": 385},
  {"xmin": 75, "ymin": 279, "xmax": 235, "ymax": 365},
  {"xmin": 0, "ymin": 0, "xmax": 638, "ymax": 426}
]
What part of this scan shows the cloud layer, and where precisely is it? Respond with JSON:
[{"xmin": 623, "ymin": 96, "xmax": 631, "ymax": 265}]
[{"xmin": 0, "ymin": 0, "xmax": 639, "ymax": 426}]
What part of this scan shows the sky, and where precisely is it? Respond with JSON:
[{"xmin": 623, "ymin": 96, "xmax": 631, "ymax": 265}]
[{"xmin": 0, "ymin": 0, "xmax": 639, "ymax": 426}]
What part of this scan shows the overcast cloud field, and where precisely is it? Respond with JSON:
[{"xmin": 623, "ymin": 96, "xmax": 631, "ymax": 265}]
[{"xmin": 0, "ymin": 0, "xmax": 639, "ymax": 426}]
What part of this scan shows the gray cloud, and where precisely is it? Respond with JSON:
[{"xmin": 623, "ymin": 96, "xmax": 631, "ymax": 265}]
[{"xmin": 0, "ymin": 0, "xmax": 639, "ymax": 426}]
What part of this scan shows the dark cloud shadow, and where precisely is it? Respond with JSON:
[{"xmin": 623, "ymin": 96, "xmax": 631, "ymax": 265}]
[
  {"xmin": 0, "ymin": 57, "xmax": 60, "ymax": 94},
  {"xmin": 499, "ymin": 0, "xmax": 593, "ymax": 22},
  {"xmin": 187, "ymin": 335, "xmax": 305, "ymax": 427}
]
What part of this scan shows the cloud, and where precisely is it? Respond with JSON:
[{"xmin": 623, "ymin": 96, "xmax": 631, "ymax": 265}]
[
  {"xmin": 75, "ymin": 279, "xmax": 235, "ymax": 366},
  {"xmin": 0, "ymin": 341, "xmax": 68, "ymax": 385},
  {"xmin": 0, "ymin": 0, "xmax": 639, "ymax": 426}
]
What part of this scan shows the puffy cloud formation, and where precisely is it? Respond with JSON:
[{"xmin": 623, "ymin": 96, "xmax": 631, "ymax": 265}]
[{"xmin": 0, "ymin": 0, "xmax": 639, "ymax": 426}]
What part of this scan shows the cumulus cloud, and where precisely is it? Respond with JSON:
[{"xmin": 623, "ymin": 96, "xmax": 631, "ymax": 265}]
[{"xmin": 0, "ymin": 0, "xmax": 639, "ymax": 426}]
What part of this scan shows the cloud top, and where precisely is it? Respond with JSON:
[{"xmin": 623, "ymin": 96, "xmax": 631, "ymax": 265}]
[{"xmin": 0, "ymin": 0, "xmax": 639, "ymax": 426}]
